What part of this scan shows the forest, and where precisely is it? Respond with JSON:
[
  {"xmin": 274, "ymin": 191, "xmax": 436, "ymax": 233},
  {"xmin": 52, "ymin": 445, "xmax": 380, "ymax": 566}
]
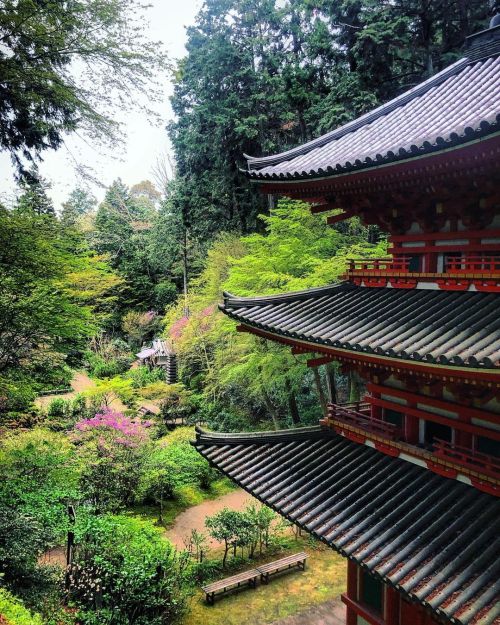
[{"xmin": 0, "ymin": 1, "xmax": 491, "ymax": 624}]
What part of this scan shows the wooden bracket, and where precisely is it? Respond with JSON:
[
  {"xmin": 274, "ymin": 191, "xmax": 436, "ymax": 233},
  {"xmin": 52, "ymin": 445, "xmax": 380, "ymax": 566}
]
[
  {"xmin": 307, "ymin": 355, "xmax": 335, "ymax": 368},
  {"xmin": 326, "ymin": 211, "xmax": 353, "ymax": 225}
]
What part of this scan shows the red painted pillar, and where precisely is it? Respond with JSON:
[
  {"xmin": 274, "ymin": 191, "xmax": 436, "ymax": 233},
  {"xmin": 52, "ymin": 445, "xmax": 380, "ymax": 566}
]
[
  {"xmin": 405, "ymin": 403, "xmax": 419, "ymax": 444},
  {"xmin": 371, "ymin": 392, "xmax": 382, "ymax": 420},
  {"xmin": 346, "ymin": 560, "xmax": 358, "ymax": 625},
  {"xmin": 386, "ymin": 586, "xmax": 399, "ymax": 625}
]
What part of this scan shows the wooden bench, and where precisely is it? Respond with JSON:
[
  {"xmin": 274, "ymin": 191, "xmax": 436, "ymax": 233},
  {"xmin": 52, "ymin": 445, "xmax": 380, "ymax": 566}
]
[
  {"xmin": 256, "ymin": 552, "xmax": 308, "ymax": 584},
  {"xmin": 202, "ymin": 569, "xmax": 259, "ymax": 604}
]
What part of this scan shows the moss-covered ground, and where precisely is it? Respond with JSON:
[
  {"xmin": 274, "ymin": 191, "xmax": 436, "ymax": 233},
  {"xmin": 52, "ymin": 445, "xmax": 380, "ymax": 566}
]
[{"xmin": 183, "ymin": 540, "xmax": 346, "ymax": 625}]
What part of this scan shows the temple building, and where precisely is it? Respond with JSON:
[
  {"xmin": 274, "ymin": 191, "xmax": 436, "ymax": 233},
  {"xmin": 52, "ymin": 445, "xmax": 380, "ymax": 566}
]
[{"xmin": 194, "ymin": 18, "xmax": 500, "ymax": 625}]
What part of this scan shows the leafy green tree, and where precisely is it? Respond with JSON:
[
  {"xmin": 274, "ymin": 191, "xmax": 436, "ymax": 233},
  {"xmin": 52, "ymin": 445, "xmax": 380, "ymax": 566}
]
[
  {"xmin": 205, "ymin": 508, "xmax": 242, "ymax": 567},
  {"xmin": 70, "ymin": 515, "xmax": 189, "ymax": 625},
  {"xmin": 0, "ymin": 588, "xmax": 44, "ymax": 625},
  {"xmin": 15, "ymin": 169, "xmax": 55, "ymax": 216},
  {"xmin": 0, "ymin": 207, "xmax": 92, "ymax": 412},
  {"xmin": 0, "ymin": 0, "xmax": 168, "ymax": 171},
  {"xmin": 61, "ymin": 188, "xmax": 97, "ymax": 228},
  {"xmin": 169, "ymin": 0, "xmax": 489, "ymax": 246},
  {"xmin": 0, "ymin": 429, "xmax": 80, "ymax": 591}
]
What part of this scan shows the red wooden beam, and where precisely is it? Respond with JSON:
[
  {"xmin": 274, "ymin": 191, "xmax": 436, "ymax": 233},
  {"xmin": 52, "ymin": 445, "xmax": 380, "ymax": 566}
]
[
  {"xmin": 310, "ymin": 203, "xmax": 335, "ymax": 214},
  {"xmin": 369, "ymin": 396, "xmax": 500, "ymax": 441},
  {"xmin": 291, "ymin": 346, "xmax": 315, "ymax": 355},
  {"xmin": 389, "ymin": 228, "xmax": 500, "ymax": 243},
  {"xmin": 327, "ymin": 211, "xmax": 354, "ymax": 225},
  {"xmin": 366, "ymin": 382, "xmax": 499, "ymax": 424},
  {"xmin": 307, "ymin": 356, "xmax": 335, "ymax": 368}
]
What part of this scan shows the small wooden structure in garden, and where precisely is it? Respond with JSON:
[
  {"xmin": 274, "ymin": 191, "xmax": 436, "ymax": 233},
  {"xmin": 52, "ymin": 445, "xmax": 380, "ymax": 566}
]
[{"xmin": 136, "ymin": 338, "xmax": 178, "ymax": 383}]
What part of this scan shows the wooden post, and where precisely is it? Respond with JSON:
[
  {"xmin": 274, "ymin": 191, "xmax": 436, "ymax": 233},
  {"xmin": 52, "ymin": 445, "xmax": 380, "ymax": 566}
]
[
  {"xmin": 65, "ymin": 505, "xmax": 76, "ymax": 592},
  {"xmin": 346, "ymin": 560, "xmax": 358, "ymax": 625},
  {"xmin": 385, "ymin": 586, "xmax": 399, "ymax": 625}
]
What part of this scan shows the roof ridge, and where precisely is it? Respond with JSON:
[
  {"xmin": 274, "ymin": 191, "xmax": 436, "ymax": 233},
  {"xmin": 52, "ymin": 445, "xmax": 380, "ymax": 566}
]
[
  {"xmin": 193, "ymin": 425, "xmax": 328, "ymax": 446},
  {"xmin": 245, "ymin": 58, "xmax": 469, "ymax": 170},
  {"xmin": 221, "ymin": 281, "xmax": 354, "ymax": 309}
]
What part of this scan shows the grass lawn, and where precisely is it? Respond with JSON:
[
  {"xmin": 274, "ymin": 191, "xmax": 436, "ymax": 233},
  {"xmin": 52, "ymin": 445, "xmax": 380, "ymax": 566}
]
[
  {"xmin": 183, "ymin": 540, "xmax": 346, "ymax": 625},
  {"xmin": 129, "ymin": 477, "xmax": 235, "ymax": 529}
]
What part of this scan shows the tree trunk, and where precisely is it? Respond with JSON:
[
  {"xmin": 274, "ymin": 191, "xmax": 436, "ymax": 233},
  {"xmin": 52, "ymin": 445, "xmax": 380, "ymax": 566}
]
[
  {"xmin": 285, "ymin": 379, "xmax": 301, "ymax": 425},
  {"xmin": 222, "ymin": 542, "xmax": 229, "ymax": 568},
  {"xmin": 262, "ymin": 388, "xmax": 280, "ymax": 430},
  {"xmin": 325, "ymin": 363, "xmax": 337, "ymax": 404},
  {"xmin": 348, "ymin": 370, "xmax": 361, "ymax": 402},
  {"xmin": 312, "ymin": 368, "xmax": 327, "ymax": 417},
  {"xmin": 182, "ymin": 227, "xmax": 189, "ymax": 318}
]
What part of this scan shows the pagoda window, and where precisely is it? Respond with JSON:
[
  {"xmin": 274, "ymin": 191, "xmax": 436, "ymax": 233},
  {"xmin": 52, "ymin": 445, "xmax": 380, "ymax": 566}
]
[
  {"xmin": 384, "ymin": 408, "xmax": 404, "ymax": 429},
  {"xmin": 360, "ymin": 569, "xmax": 383, "ymax": 614},
  {"xmin": 423, "ymin": 420, "xmax": 452, "ymax": 447},
  {"xmin": 407, "ymin": 254, "xmax": 422, "ymax": 272},
  {"xmin": 476, "ymin": 436, "xmax": 500, "ymax": 459}
]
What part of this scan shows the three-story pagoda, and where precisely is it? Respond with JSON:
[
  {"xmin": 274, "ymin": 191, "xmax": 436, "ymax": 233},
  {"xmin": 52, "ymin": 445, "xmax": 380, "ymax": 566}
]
[{"xmin": 194, "ymin": 18, "xmax": 500, "ymax": 625}]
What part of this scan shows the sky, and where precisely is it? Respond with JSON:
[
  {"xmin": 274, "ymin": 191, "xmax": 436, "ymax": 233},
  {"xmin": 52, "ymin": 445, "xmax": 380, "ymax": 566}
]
[{"xmin": 0, "ymin": 0, "xmax": 202, "ymax": 210}]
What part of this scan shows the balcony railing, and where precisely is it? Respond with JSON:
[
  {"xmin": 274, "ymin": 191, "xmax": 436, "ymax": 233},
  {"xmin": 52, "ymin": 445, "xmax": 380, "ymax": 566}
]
[
  {"xmin": 325, "ymin": 403, "xmax": 499, "ymax": 486},
  {"xmin": 346, "ymin": 257, "xmax": 409, "ymax": 273},
  {"xmin": 444, "ymin": 255, "xmax": 500, "ymax": 274},
  {"xmin": 328, "ymin": 403, "xmax": 403, "ymax": 441},
  {"xmin": 433, "ymin": 438, "xmax": 500, "ymax": 479}
]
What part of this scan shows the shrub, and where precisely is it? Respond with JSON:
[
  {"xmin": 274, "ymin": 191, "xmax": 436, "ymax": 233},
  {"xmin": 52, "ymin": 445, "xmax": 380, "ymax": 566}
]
[
  {"xmin": 0, "ymin": 588, "xmax": 43, "ymax": 625},
  {"xmin": 74, "ymin": 409, "xmax": 152, "ymax": 512},
  {"xmin": 71, "ymin": 515, "xmax": 189, "ymax": 625},
  {"xmin": 127, "ymin": 366, "xmax": 165, "ymax": 389},
  {"xmin": 47, "ymin": 397, "xmax": 70, "ymax": 418},
  {"xmin": 140, "ymin": 381, "xmax": 170, "ymax": 400}
]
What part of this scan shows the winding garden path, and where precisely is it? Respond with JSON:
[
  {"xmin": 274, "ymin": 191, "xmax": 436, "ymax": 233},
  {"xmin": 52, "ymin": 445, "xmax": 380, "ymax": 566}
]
[
  {"xmin": 36, "ymin": 370, "xmax": 127, "ymax": 412},
  {"xmin": 166, "ymin": 488, "xmax": 255, "ymax": 548}
]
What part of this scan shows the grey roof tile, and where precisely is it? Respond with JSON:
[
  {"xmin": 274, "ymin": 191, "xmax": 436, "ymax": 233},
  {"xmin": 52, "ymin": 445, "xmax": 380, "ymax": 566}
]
[
  {"xmin": 194, "ymin": 427, "xmax": 500, "ymax": 625},
  {"xmin": 220, "ymin": 284, "xmax": 500, "ymax": 368},
  {"xmin": 246, "ymin": 50, "xmax": 500, "ymax": 180}
]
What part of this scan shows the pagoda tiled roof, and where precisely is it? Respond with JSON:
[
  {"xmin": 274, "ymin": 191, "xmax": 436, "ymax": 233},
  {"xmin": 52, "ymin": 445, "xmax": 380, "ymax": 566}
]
[
  {"xmin": 220, "ymin": 284, "xmax": 500, "ymax": 369},
  {"xmin": 193, "ymin": 426, "xmax": 500, "ymax": 625},
  {"xmin": 245, "ymin": 27, "xmax": 500, "ymax": 181}
]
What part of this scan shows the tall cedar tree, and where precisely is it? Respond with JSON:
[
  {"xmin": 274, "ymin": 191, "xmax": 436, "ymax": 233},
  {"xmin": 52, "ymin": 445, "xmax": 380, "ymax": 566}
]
[{"xmin": 169, "ymin": 0, "xmax": 489, "ymax": 247}]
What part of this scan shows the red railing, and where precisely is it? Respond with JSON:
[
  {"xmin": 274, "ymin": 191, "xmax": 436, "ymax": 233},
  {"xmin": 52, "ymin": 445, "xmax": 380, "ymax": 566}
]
[
  {"xmin": 347, "ymin": 258, "xmax": 409, "ymax": 272},
  {"xmin": 433, "ymin": 438, "xmax": 500, "ymax": 478},
  {"xmin": 328, "ymin": 403, "xmax": 403, "ymax": 441},
  {"xmin": 444, "ymin": 255, "xmax": 500, "ymax": 274}
]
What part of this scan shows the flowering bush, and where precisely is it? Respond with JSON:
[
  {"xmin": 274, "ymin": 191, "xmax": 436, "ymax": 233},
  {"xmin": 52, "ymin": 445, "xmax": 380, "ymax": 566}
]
[
  {"xmin": 71, "ymin": 515, "xmax": 189, "ymax": 625},
  {"xmin": 74, "ymin": 409, "xmax": 152, "ymax": 512},
  {"xmin": 74, "ymin": 408, "xmax": 152, "ymax": 447}
]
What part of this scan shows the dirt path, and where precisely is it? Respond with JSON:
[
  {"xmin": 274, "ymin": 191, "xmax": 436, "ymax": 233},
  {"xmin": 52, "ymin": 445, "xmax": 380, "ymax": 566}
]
[
  {"xmin": 167, "ymin": 488, "xmax": 256, "ymax": 549},
  {"xmin": 36, "ymin": 370, "xmax": 127, "ymax": 412}
]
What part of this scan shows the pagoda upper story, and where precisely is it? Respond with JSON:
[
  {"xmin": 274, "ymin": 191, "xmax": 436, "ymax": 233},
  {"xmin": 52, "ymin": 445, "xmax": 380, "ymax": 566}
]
[{"xmin": 244, "ymin": 25, "xmax": 500, "ymax": 294}]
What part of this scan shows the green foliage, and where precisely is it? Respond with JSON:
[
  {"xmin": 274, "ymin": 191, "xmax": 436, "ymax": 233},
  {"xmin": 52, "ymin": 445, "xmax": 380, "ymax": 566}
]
[
  {"xmin": 0, "ymin": 429, "xmax": 79, "ymax": 592},
  {"xmin": 126, "ymin": 366, "xmax": 165, "ymax": 389},
  {"xmin": 0, "ymin": 588, "xmax": 43, "ymax": 625},
  {"xmin": 70, "ymin": 515, "xmax": 189, "ymax": 625},
  {"xmin": 0, "ymin": 207, "xmax": 92, "ymax": 379},
  {"xmin": 85, "ymin": 336, "xmax": 133, "ymax": 378},
  {"xmin": 205, "ymin": 502, "xmax": 276, "ymax": 567},
  {"xmin": 140, "ymin": 428, "xmax": 217, "ymax": 516},
  {"xmin": 167, "ymin": 200, "xmax": 385, "ymax": 431},
  {"xmin": 0, "ymin": 0, "xmax": 168, "ymax": 170},
  {"xmin": 122, "ymin": 311, "xmax": 162, "ymax": 350},
  {"xmin": 169, "ymin": 0, "xmax": 489, "ymax": 246}
]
